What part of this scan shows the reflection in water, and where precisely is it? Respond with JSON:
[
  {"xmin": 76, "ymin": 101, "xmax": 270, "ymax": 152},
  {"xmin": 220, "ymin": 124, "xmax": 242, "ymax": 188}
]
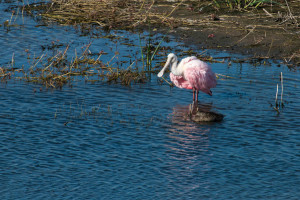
[{"xmin": 162, "ymin": 104, "xmax": 213, "ymax": 197}]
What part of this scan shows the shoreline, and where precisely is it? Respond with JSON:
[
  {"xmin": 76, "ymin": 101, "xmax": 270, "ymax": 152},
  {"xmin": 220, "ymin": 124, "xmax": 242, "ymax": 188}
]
[{"xmin": 29, "ymin": 0, "xmax": 300, "ymax": 65}]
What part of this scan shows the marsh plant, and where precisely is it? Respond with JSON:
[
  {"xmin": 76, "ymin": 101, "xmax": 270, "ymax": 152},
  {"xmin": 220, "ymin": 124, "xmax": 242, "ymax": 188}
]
[
  {"xmin": 0, "ymin": 42, "xmax": 157, "ymax": 88},
  {"xmin": 139, "ymin": 30, "xmax": 167, "ymax": 72},
  {"xmin": 212, "ymin": 0, "xmax": 276, "ymax": 10}
]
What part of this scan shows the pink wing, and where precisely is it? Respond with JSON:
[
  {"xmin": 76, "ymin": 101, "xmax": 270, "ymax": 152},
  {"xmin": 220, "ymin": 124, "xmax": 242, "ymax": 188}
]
[{"xmin": 170, "ymin": 73, "xmax": 193, "ymax": 89}]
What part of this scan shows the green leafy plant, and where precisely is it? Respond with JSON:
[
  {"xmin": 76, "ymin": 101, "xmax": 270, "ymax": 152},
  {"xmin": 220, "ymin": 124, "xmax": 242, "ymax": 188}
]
[{"xmin": 139, "ymin": 30, "xmax": 167, "ymax": 72}]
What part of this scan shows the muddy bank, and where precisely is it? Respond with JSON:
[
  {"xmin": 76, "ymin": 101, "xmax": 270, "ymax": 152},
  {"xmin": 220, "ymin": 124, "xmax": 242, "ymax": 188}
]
[
  {"xmin": 27, "ymin": 0, "xmax": 299, "ymax": 65},
  {"xmin": 155, "ymin": 0, "xmax": 300, "ymax": 65}
]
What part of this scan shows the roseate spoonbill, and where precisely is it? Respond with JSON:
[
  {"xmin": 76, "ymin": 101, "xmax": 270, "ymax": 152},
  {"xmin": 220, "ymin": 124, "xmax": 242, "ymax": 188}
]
[{"xmin": 158, "ymin": 53, "xmax": 217, "ymax": 102}]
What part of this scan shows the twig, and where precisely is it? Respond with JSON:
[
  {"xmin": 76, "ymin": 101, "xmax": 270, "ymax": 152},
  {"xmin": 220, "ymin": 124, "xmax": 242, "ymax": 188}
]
[
  {"xmin": 263, "ymin": 8, "xmax": 274, "ymax": 18},
  {"xmin": 93, "ymin": 52, "xmax": 103, "ymax": 65},
  {"xmin": 280, "ymin": 72, "xmax": 283, "ymax": 106},
  {"xmin": 9, "ymin": 11, "xmax": 14, "ymax": 25},
  {"xmin": 138, "ymin": 0, "xmax": 145, "ymax": 12},
  {"xmin": 284, "ymin": 0, "xmax": 298, "ymax": 25},
  {"xmin": 275, "ymin": 83, "xmax": 278, "ymax": 108},
  {"xmin": 215, "ymin": 73, "xmax": 234, "ymax": 79},
  {"xmin": 236, "ymin": 26, "xmax": 256, "ymax": 43},
  {"xmin": 161, "ymin": 76, "xmax": 172, "ymax": 86},
  {"xmin": 267, "ymin": 39, "xmax": 273, "ymax": 58},
  {"xmin": 30, "ymin": 54, "xmax": 45, "ymax": 70},
  {"xmin": 11, "ymin": 53, "xmax": 15, "ymax": 67},
  {"xmin": 79, "ymin": 43, "xmax": 91, "ymax": 59},
  {"xmin": 161, "ymin": 0, "xmax": 183, "ymax": 23}
]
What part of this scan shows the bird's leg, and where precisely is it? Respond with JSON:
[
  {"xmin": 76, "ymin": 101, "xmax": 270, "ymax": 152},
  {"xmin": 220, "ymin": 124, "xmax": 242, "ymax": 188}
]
[
  {"xmin": 193, "ymin": 88, "xmax": 196, "ymax": 102},
  {"xmin": 189, "ymin": 102, "xmax": 196, "ymax": 116},
  {"xmin": 196, "ymin": 90, "xmax": 199, "ymax": 102}
]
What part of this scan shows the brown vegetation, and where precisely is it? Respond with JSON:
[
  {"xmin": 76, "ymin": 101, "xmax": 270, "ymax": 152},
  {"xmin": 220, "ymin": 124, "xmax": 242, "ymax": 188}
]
[
  {"xmin": 30, "ymin": 0, "xmax": 300, "ymax": 64},
  {"xmin": 0, "ymin": 44, "xmax": 150, "ymax": 88}
]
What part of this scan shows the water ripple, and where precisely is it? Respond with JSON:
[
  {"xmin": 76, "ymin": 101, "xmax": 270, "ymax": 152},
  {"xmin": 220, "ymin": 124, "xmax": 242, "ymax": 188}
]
[{"xmin": 0, "ymin": 1, "xmax": 300, "ymax": 199}]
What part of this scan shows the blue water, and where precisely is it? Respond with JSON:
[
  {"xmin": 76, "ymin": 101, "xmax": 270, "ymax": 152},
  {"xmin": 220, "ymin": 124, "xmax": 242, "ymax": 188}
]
[{"xmin": 0, "ymin": 1, "xmax": 299, "ymax": 199}]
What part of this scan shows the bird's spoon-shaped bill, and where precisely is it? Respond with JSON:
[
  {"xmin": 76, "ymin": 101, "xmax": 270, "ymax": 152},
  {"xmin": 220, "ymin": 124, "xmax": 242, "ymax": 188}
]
[{"xmin": 157, "ymin": 57, "xmax": 171, "ymax": 77}]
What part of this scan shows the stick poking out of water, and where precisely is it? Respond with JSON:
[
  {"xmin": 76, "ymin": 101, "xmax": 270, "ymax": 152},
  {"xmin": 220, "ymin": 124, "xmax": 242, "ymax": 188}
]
[
  {"xmin": 274, "ymin": 72, "xmax": 284, "ymax": 113},
  {"xmin": 281, "ymin": 72, "xmax": 283, "ymax": 107},
  {"xmin": 275, "ymin": 84, "xmax": 278, "ymax": 108}
]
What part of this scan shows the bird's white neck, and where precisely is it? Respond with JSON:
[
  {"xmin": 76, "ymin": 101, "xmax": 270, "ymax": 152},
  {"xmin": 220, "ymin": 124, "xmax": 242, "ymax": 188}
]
[
  {"xmin": 171, "ymin": 61, "xmax": 182, "ymax": 76},
  {"xmin": 157, "ymin": 54, "xmax": 183, "ymax": 78}
]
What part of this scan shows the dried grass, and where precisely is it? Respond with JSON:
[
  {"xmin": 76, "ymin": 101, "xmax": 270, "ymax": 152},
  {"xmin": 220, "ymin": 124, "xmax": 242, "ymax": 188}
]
[
  {"xmin": 0, "ymin": 43, "xmax": 152, "ymax": 88},
  {"xmin": 38, "ymin": 0, "xmax": 183, "ymax": 30}
]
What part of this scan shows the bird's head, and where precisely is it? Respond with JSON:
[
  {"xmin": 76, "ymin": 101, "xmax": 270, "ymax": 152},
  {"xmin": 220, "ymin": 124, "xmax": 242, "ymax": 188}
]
[{"xmin": 167, "ymin": 53, "xmax": 177, "ymax": 63}]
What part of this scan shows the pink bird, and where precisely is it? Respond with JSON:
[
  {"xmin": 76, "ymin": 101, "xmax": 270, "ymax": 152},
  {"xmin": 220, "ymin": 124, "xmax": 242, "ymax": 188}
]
[{"xmin": 158, "ymin": 53, "xmax": 217, "ymax": 102}]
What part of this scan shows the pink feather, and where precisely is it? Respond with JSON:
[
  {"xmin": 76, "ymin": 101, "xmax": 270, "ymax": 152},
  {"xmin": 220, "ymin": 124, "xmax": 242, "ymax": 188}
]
[{"xmin": 169, "ymin": 56, "xmax": 216, "ymax": 96}]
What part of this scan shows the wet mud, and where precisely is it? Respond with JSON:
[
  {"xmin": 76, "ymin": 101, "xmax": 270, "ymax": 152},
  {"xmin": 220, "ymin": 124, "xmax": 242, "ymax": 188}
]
[{"xmin": 153, "ymin": 1, "xmax": 300, "ymax": 65}]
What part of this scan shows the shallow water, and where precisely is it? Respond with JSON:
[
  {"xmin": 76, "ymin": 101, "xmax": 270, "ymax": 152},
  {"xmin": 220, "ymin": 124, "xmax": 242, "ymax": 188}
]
[{"xmin": 1, "ymin": 1, "xmax": 299, "ymax": 199}]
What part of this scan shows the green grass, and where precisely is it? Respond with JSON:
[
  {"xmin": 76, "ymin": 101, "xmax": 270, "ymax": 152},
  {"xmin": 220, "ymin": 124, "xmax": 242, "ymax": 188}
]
[{"xmin": 139, "ymin": 27, "xmax": 168, "ymax": 72}]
